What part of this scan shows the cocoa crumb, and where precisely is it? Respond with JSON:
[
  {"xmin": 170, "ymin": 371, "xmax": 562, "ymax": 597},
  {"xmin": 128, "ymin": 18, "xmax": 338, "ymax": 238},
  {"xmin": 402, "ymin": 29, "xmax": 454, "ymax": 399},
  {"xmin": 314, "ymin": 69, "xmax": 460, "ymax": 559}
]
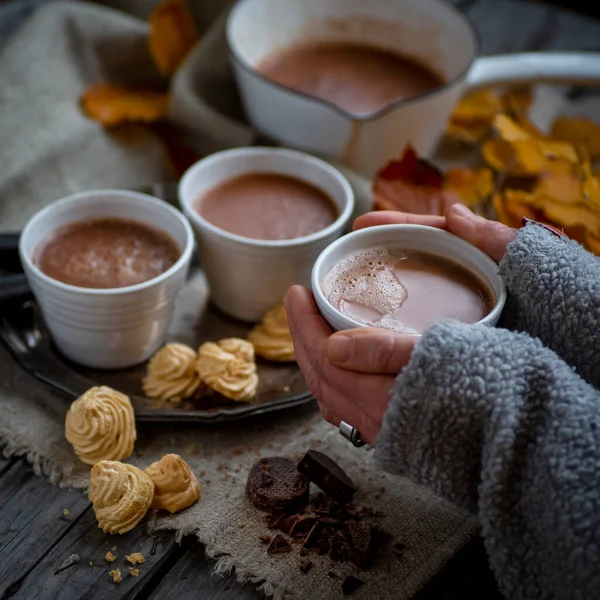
[
  {"xmin": 259, "ymin": 535, "xmax": 271, "ymax": 545},
  {"xmin": 109, "ymin": 569, "xmax": 122, "ymax": 584},
  {"xmin": 126, "ymin": 552, "xmax": 145, "ymax": 565}
]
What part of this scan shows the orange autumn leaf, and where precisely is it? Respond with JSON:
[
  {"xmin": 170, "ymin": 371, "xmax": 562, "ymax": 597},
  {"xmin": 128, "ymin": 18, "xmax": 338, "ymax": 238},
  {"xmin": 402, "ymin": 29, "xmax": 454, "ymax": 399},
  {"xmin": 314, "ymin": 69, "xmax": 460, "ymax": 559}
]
[
  {"xmin": 580, "ymin": 154, "xmax": 600, "ymax": 212},
  {"xmin": 483, "ymin": 115, "xmax": 578, "ymax": 175},
  {"xmin": 447, "ymin": 89, "xmax": 504, "ymax": 143},
  {"xmin": 373, "ymin": 146, "xmax": 459, "ymax": 215},
  {"xmin": 80, "ymin": 84, "xmax": 169, "ymax": 126},
  {"xmin": 149, "ymin": 0, "xmax": 199, "ymax": 77},
  {"xmin": 493, "ymin": 190, "xmax": 539, "ymax": 228},
  {"xmin": 550, "ymin": 116, "xmax": 600, "ymax": 160},
  {"xmin": 502, "ymin": 87, "xmax": 533, "ymax": 120},
  {"xmin": 584, "ymin": 231, "xmax": 600, "ymax": 255},
  {"xmin": 444, "ymin": 167, "xmax": 494, "ymax": 207},
  {"xmin": 533, "ymin": 161, "xmax": 581, "ymax": 204},
  {"xmin": 494, "ymin": 114, "xmax": 577, "ymax": 162},
  {"xmin": 482, "ymin": 138, "xmax": 547, "ymax": 176},
  {"xmin": 447, "ymin": 88, "xmax": 532, "ymax": 144},
  {"xmin": 452, "ymin": 89, "xmax": 504, "ymax": 122}
]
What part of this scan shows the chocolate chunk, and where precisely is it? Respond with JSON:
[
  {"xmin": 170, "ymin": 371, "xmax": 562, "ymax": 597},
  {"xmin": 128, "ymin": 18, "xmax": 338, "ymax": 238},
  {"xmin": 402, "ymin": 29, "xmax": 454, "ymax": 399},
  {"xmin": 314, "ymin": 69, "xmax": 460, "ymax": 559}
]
[
  {"xmin": 290, "ymin": 515, "xmax": 317, "ymax": 539},
  {"xmin": 267, "ymin": 533, "xmax": 292, "ymax": 554},
  {"xmin": 259, "ymin": 535, "xmax": 271, "ymax": 545},
  {"xmin": 318, "ymin": 516, "xmax": 342, "ymax": 526},
  {"xmin": 276, "ymin": 514, "xmax": 299, "ymax": 536},
  {"xmin": 342, "ymin": 576, "xmax": 365, "ymax": 596},
  {"xmin": 297, "ymin": 451, "xmax": 356, "ymax": 504},
  {"xmin": 330, "ymin": 530, "xmax": 352, "ymax": 563},
  {"xmin": 345, "ymin": 521, "xmax": 373, "ymax": 568},
  {"xmin": 299, "ymin": 560, "xmax": 312, "ymax": 574},
  {"xmin": 302, "ymin": 522, "xmax": 322, "ymax": 549},
  {"xmin": 299, "ymin": 548, "xmax": 308, "ymax": 557},
  {"xmin": 247, "ymin": 457, "xmax": 309, "ymax": 513}
]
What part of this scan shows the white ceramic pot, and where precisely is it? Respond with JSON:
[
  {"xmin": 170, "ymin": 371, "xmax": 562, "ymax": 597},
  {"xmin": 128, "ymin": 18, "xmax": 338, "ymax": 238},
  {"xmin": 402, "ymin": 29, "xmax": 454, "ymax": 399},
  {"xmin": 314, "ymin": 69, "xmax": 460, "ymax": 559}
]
[
  {"xmin": 19, "ymin": 190, "xmax": 194, "ymax": 369},
  {"xmin": 227, "ymin": 0, "xmax": 600, "ymax": 178},
  {"xmin": 179, "ymin": 147, "xmax": 354, "ymax": 323},
  {"xmin": 311, "ymin": 224, "xmax": 507, "ymax": 332}
]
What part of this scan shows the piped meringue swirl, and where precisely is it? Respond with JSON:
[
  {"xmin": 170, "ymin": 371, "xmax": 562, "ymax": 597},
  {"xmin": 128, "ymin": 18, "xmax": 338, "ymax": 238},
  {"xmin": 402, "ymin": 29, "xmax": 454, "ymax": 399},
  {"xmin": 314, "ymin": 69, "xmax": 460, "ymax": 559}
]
[
  {"xmin": 89, "ymin": 460, "xmax": 154, "ymax": 534},
  {"xmin": 248, "ymin": 304, "xmax": 295, "ymax": 362},
  {"xmin": 65, "ymin": 386, "xmax": 136, "ymax": 465},
  {"xmin": 196, "ymin": 338, "xmax": 258, "ymax": 401},
  {"xmin": 145, "ymin": 454, "xmax": 200, "ymax": 513},
  {"xmin": 142, "ymin": 343, "xmax": 201, "ymax": 403}
]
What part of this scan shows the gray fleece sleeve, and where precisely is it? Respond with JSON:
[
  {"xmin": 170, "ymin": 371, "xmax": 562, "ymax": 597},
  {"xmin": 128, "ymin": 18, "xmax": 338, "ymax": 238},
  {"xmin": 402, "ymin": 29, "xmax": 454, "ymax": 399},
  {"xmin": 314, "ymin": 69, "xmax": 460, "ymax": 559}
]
[
  {"xmin": 375, "ymin": 321, "xmax": 600, "ymax": 600},
  {"xmin": 499, "ymin": 223, "xmax": 600, "ymax": 388}
]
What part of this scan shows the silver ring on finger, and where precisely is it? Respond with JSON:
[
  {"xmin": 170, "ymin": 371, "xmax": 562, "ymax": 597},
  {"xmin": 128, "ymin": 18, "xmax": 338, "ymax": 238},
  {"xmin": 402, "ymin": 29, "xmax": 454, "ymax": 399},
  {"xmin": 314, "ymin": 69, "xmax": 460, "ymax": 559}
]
[{"xmin": 339, "ymin": 421, "xmax": 366, "ymax": 448}]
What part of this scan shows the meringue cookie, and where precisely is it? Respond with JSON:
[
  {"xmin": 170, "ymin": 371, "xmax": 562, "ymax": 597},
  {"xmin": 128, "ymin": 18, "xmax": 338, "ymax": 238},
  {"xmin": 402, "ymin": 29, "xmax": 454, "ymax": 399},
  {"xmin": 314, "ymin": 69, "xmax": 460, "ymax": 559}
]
[
  {"xmin": 65, "ymin": 386, "xmax": 136, "ymax": 466},
  {"xmin": 248, "ymin": 304, "xmax": 295, "ymax": 362},
  {"xmin": 89, "ymin": 460, "xmax": 154, "ymax": 535},
  {"xmin": 142, "ymin": 343, "xmax": 201, "ymax": 403},
  {"xmin": 145, "ymin": 454, "xmax": 200, "ymax": 513},
  {"xmin": 196, "ymin": 338, "xmax": 258, "ymax": 401}
]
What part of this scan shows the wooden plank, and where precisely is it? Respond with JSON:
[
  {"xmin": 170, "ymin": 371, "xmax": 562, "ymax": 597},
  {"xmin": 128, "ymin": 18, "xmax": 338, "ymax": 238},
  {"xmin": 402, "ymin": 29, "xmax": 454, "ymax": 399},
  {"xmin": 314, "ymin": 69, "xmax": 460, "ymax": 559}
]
[
  {"xmin": 11, "ymin": 508, "xmax": 179, "ymax": 600},
  {"xmin": 0, "ymin": 460, "xmax": 90, "ymax": 597},
  {"xmin": 145, "ymin": 536, "xmax": 266, "ymax": 600}
]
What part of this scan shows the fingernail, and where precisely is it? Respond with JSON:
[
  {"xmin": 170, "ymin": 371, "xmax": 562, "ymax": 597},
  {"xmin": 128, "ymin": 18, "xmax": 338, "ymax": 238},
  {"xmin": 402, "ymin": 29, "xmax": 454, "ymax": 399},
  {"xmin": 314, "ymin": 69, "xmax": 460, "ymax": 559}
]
[
  {"xmin": 451, "ymin": 203, "xmax": 473, "ymax": 217},
  {"xmin": 327, "ymin": 335, "xmax": 352, "ymax": 364}
]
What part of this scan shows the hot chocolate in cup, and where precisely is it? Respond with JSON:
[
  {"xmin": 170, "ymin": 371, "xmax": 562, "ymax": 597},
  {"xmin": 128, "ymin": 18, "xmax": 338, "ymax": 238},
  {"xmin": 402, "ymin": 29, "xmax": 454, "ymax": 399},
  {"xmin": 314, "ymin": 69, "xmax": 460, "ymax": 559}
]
[
  {"xmin": 311, "ymin": 225, "xmax": 507, "ymax": 333},
  {"xmin": 179, "ymin": 147, "xmax": 354, "ymax": 323},
  {"xmin": 19, "ymin": 190, "xmax": 194, "ymax": 369}
]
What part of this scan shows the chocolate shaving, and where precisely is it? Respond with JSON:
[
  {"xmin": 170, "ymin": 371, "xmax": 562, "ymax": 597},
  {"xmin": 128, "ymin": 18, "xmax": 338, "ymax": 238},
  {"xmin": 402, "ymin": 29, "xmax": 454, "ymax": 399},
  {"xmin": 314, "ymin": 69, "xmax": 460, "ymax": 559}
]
[
  {"xmin": 259, "ymin": 535, "xmax": 271, "ymax": 545},
  {"xmin": 342, "ymin": 576, "xmax": 365, "ymax": 596},
  {"xmin": 299, "ymin": 560, "xmax": 313, "ymax": 574},
  {"xmin": 290, "ymin": 515, "xmax": 317, "ymax": 539},
  {"xmin": 302, "ymin": 522, "xmax": 322, "ymax": 549},
  {"xmin": 267, "ymin": 533, "xmax": 292, "ymax": 554},
  {"xmin": 276, "ymin": 514, "xmax": 299, "ymax": 536}
]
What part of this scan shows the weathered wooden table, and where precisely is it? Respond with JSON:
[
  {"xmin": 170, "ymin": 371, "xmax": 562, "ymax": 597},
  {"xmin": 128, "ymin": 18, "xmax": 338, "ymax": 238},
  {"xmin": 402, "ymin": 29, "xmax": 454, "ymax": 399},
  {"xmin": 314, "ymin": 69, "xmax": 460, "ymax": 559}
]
[{"xmin": 1, "ymin": 1, "xmax": 600, "ymax": 598}]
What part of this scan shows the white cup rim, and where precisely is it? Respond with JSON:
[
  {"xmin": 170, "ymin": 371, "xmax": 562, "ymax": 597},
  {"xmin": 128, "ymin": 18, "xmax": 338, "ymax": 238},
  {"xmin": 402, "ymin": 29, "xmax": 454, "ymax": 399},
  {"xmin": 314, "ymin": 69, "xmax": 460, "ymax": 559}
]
[
  {"xmin": 19, "ymin": 189, "xmax": 195, "ymax": 296},
  {"xmin": 178, "ymin": 146, "xmax": 355, "ymax": 248},
  {"xmin": 311, "ymin": 224, "xmax": 508, "ymax": 330}
]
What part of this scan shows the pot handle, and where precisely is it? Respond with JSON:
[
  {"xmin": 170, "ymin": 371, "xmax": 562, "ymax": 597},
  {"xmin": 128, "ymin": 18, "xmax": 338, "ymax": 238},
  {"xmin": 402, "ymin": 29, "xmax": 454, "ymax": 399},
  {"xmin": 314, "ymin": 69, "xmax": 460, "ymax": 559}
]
[{"xmin": 466, "ymin": 52, "xmax": 600, "ymax": 89}]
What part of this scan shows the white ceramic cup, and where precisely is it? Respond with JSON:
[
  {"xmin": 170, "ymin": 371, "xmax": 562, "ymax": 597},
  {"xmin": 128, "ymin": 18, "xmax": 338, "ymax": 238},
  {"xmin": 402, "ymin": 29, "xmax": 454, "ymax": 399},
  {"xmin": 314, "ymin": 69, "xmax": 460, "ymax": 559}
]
[
  {"xmin": 179, "ymin": 147, "xmax": 354, "ymax": 323},
  {"xmin": 311, "ymin": 224, "xmax": 507, "ymax": 332},
  {"xmin": 19, "ymin": 190, "xmax": 194, "ymax": 369},
  {"xmin": 227, "ymin": 0, "xmax": 600, "ymax": 178}
]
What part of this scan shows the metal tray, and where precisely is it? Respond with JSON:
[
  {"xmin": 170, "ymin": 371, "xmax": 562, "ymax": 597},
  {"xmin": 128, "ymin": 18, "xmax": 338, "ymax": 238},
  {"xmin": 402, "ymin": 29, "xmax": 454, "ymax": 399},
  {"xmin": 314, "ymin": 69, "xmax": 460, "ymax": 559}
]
[{"xmin": 0, "ymin": 184, "xmax": 313, "ymax": 423}]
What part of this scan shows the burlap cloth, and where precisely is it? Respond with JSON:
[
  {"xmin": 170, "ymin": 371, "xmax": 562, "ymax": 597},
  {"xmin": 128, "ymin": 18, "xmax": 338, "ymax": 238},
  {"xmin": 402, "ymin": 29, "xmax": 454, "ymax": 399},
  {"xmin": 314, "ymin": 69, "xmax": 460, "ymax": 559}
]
[{"xmin": 6, "ymin": 1, "xmax": 594, "ymax": 598}]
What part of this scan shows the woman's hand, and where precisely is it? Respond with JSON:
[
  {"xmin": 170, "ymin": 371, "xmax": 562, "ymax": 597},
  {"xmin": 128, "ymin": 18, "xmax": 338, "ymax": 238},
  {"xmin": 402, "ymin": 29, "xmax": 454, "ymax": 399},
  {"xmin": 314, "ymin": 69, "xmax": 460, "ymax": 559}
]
[
  {"xmin": 284, "ymin": 286, "xmax": 418, "ymax": 445},
  {"xmin": 285, "ymin": 205, "xmax": 516, "ymax": 444},
  {"xmin": 354, "ymin": 203, "xmax": 517, "ymax": 262}
]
